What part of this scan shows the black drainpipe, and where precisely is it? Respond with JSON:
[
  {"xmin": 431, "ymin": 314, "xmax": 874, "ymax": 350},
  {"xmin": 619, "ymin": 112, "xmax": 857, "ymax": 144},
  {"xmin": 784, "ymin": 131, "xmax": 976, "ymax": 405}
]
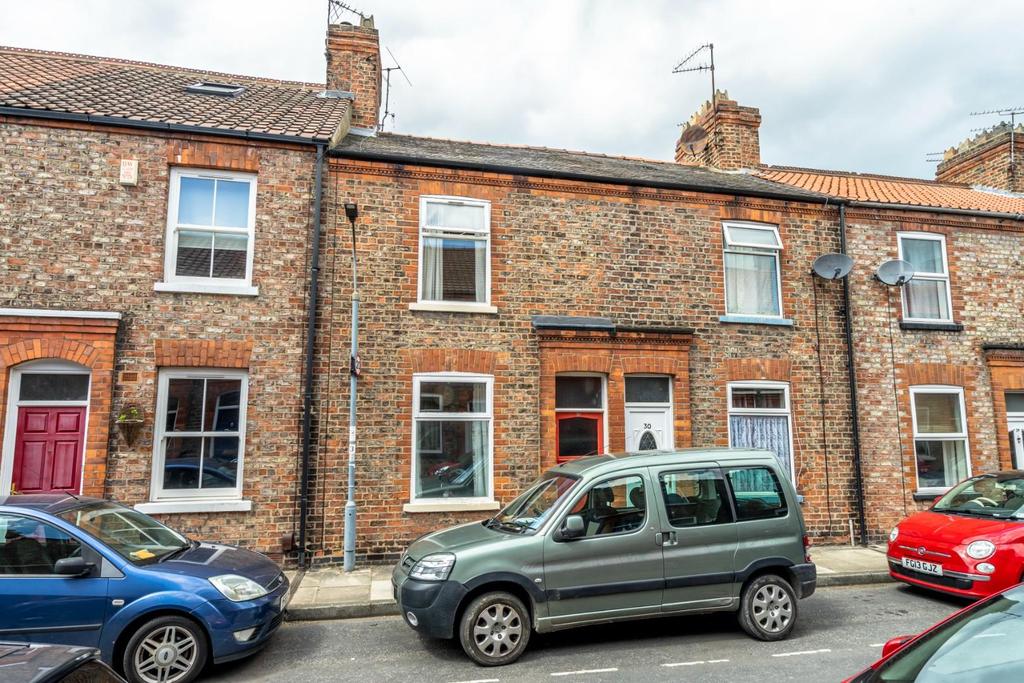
[
  {"xmin": 839, "ymin": 204, "xmax": 868, "ymax": 545},
  {"xmin": 298, "ymin": 144, "xmax": 326, "ymax": 568}
]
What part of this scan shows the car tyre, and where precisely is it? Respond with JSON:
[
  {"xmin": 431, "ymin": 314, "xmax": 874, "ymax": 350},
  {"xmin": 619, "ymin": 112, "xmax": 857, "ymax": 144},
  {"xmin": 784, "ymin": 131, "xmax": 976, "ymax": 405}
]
[
  {"xmin": 738, "ymin": 574, "xmax": 798, "ymax": 641},
  {"xmin": 122, "ymin": 615, "xmax": 209, "ymax": 683},
  {"xmin": 458, "ymin": 591, "xmax": 531, "ymax": 666}
]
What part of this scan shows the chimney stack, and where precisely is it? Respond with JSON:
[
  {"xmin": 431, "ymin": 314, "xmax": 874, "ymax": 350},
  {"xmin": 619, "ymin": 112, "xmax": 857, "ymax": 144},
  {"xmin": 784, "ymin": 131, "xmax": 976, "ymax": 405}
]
[
  {"xmin": 326, "ymin": 15, "xmax": 382, "ymax": 132},
  {"xmin": 675, "ymin": 91, "xmax": 761, "ymax": 171},
  {"xmin": 936, "ymin": 122, "xmax": 1024, "ymax": 193}
]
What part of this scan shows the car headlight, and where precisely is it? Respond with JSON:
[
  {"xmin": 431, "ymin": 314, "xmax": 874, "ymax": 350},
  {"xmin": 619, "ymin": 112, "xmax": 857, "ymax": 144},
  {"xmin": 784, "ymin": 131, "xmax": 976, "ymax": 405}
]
[
  {"xmin": 966, "ymin": 540, "xmax": 996, "ymax": 560},
  {"xmin": 409, "ymin": 553, "xmax": 456, "ymax": 581},
  {"xmin": 210, "ymin": 574, "xmax": 269, "ymax": 602},
  {"xmin": 889, "ymin": 527, "xmax": 899, "ymax": 543}
]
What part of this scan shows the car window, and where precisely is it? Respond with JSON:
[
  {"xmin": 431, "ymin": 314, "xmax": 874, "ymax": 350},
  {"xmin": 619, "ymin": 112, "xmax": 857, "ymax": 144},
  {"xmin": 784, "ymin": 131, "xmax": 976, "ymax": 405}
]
[
  {"xmin": 0, "ymin": 513, "xmax": 81, "ymax": 575},
  {"xmin": 872, "ymin": 588, "xmax": 1024, "ymax": 681},
  {"xmin": 660, "ymin": 468, "xmax": 734, "ymax": 527},
  {"xmin": 569, "ymin": 474, "xmax": 646, "ymax": 537},
  {"xmin": 727, "ymin": 466, "xmax": 788, "ymax": 521}
]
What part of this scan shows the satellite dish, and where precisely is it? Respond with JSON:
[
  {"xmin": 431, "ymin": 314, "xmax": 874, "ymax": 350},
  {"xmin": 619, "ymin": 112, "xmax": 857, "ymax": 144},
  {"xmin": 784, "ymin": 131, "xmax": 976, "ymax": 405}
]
[
  {"xmin": 812, "ymin": 253, "xmax": 854, "ymax": 280},
  {"xmin": 876, "ymin": 259, "xmax": 916, "ymax": 286},
  {"xmin": 679, "ymin": 124, "xmax": 709, "ymax": 156}
]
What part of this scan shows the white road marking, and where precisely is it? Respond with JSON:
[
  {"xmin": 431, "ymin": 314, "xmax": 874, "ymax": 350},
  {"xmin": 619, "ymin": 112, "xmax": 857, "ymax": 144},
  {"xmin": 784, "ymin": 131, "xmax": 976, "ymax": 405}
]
[
  {"xmin": 772, "ymin": 648, "xmax": 832, "ymax": 658},
  {"xmin": 869, "ymin": 643, "xmax": 885, "ymax": 647},
  {"xmin": 550, "ymin": 668, "xmax": 619, "ymax": 677},
  {"xmin": 662, "ymin": 659, "xmax": 730, "ymax": 667}
]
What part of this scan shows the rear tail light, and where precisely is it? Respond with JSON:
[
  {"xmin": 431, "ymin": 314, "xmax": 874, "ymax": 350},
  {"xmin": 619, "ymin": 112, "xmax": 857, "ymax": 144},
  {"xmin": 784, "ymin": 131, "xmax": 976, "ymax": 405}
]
[{"xmin": 803, "ymin": 534, "xmax": 812, "ymax": 563}]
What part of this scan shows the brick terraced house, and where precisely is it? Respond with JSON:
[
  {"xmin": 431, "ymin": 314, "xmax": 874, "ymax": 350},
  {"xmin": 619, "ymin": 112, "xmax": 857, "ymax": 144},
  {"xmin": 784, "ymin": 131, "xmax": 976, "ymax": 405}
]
[
  {"xmin": 4, "ymin": 13, "xmax": 1024, "ymax": 564},
  {"xmin": 0, "ymin": 44, "xmax": 352, "ymax": 560}
]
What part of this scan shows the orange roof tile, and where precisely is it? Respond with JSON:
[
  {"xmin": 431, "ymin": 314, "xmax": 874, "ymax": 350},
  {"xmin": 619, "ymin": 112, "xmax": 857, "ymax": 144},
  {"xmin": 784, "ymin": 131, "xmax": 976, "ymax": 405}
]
[{"xmin": 757, "ymin": 165, "xmax": 1024, "ymax": 215}]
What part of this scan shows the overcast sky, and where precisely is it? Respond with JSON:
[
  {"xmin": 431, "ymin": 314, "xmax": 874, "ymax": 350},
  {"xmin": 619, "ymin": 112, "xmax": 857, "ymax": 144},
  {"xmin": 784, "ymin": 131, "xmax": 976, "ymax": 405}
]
[{"xmin": 3, "ymin": 0, "xmax": 1021, "ymax": 178}]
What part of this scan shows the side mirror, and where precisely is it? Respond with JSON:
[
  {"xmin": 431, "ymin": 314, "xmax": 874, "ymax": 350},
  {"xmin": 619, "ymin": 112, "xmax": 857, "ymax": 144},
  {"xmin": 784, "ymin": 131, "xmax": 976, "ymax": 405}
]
[
  {"xmin": 881, "ymin": 634, "xmax": 916, "ymax": 659},
  {"xmin": 54, "ymin": 556, "xmax": 94, "ymax": 577},
  {"xmin": 555, "ymin": 515, "xmax": 585, "ymax": 542}
]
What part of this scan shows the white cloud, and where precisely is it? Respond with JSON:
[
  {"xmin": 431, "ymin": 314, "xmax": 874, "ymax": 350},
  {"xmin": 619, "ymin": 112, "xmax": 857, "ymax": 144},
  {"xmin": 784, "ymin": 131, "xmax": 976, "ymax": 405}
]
[{"xmin": 3, "ymin": 0, "xmax": 1021, "ymax": 177}]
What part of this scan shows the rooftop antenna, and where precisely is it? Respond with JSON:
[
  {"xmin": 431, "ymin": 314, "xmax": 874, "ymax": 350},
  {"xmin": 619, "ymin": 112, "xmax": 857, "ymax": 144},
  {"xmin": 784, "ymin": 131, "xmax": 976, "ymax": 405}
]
[
  {"xmin": 379, "ymin": 46, "xmax": 412, "ymax": 131},
  {"xmin": 925, "ymin": 151, "xmax": 944, "ymax": 164},
  {"xmin": 327, "ymin": 0, "xmax": 367, "ymax": 23},
  {"xmin": 970, "ymin": 106, "xmax": 1024, "ymax": 167},
  {"xmin": 673, "ymin": 43, "xmax": 716, "ymax": 113}
]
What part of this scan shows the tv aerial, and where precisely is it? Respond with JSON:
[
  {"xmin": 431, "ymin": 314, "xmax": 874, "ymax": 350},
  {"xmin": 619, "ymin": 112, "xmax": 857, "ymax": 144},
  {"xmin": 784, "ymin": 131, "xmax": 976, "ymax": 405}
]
[
  {"xmin": 327, "ymin": 0, "xmax": 367, "ymax": 23},
  {"xmin": 672, "ymin": 43, "xmax": 716, "ymax": 109},
  {"xmin": 875, "ymin": 259, "xmax": 915, "ymax": 286},
  {"xmin": 970, "ymin": 106, "xmax": 1024, "ymax": 166},
  {"xmin": 379, "ymin": 46, "xmax": 412, "ymax": 131},
  {"xmin": 811, "ymin": 253, "xmax": 854, "ymax": 280}
]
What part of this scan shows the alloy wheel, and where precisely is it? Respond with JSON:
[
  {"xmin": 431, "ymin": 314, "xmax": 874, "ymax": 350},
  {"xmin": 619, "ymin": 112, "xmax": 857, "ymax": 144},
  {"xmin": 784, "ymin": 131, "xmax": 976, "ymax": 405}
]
[
  {"xmin": 751, "ymin": 583, "xmax": 793, "ymax": 634},
  {"xmin": 133, "ymin": 624, "xmax": 198, "ymax": 683},
  {"xmin": 472, "ymin": 601, "xmax": 524, "ymax": 659}
]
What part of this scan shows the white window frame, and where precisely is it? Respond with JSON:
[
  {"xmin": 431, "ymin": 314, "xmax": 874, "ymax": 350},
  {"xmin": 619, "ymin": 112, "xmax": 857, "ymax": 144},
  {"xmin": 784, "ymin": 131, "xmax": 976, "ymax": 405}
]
[
  {"xmin": 414, "ymin": 195, "xmax": 493, "ymax": 312},
  {"xmin": 722, "ymin": 221, "xmax": 784, "ymax": 319},
  {"xmin": 147, "ymin": 368, "xmax": 249, "ymax": 503},
  {"xmin": 155, "ymin": 168, "xmax": 259, "ymax": 297},
  {"xmin": 410, "ymin": 372, "xmax": 494, "ymax": 505},
  {"xmin": 555, "ymin": 372, "xmax": 609, "ymax": 455},
  {"xmin": 726, "ymin": 381, "xmax": 794, "ymax": 478},
  {"xmin": 909, "ymin": 385, "xmax": 972, "ymax": 495},
  {"xmin": 897, "ymin": 232, "xmax": 953, "ymax": 324}
]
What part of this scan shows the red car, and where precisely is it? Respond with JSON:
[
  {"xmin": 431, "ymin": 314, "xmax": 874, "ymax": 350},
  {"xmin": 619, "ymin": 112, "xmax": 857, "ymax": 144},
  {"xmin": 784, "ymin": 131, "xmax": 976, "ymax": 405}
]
[
  {"xmin": 887, "ymin": 472, "xmax": 1024, "ymax": 599},
  {"xmin": 844, "ymin": 581, "xmax": 1024, "ymax": 681}
]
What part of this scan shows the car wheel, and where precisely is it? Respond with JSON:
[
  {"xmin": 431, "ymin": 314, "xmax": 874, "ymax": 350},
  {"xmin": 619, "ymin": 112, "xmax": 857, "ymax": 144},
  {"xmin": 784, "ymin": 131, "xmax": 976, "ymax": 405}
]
[
  {"xmin": 458, "ymin": 591, "xmax": 531, "ymax": 666},
  {"xmin": 738, "ymin": 574, "xmax": 798, "ymax": 641},
  {"xmin": 122, "ymin": 615, "xmax": 208, "ymax": 683}
]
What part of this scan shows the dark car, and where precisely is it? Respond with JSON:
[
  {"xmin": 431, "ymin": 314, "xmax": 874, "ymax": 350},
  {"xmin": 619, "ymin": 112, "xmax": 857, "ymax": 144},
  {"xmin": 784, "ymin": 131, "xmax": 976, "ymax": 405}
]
[
  {"xmin": 845, "ymin": 582, "xmax": 1024, "ymax": 681},
  {"xmin": 0, "ymin": 642, "xmax": 124, "ymax": 682},
  {"xmin": 0, "ymin": 495, "xmax": 288, "ymax": 683}
]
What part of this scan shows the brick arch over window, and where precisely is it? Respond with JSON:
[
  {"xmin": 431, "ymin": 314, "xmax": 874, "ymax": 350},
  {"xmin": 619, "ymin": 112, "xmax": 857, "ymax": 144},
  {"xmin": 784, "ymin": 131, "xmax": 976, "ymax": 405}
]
[
  {"xmin": 725, "ymin": 358, "xmax": 792, "ymax": 382},
  {"xmin": 0, "ymin": 338, "xmax": 102, "ymax": 370}
]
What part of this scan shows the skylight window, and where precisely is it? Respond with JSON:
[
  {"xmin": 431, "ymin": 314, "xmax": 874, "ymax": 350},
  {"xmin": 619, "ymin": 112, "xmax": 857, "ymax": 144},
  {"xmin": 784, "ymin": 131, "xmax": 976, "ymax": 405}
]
[{"xmin": 185, "ymin": 82, "xmax": 245, "ymax": 97}]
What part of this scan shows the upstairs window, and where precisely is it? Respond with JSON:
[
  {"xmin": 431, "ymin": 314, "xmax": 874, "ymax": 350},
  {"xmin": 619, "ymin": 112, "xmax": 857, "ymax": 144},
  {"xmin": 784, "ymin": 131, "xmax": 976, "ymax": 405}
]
[
  {"xmin": 911, "ymin": 387, "xmax": 970, "ymax": 492},
  {"xmin": 898, "ymin": 233, "xmax": 952, "ymax": 322},
  {"xmin": 723, "ymin": 222, "xmax": 783, "ymax": 318},
  {"xmin": 160, "ymin": 169, "xmax": 257, "ymax": 295},
  {"xmin": 418, "ymin": 197, "xmax": 490, "ymax": 306}
]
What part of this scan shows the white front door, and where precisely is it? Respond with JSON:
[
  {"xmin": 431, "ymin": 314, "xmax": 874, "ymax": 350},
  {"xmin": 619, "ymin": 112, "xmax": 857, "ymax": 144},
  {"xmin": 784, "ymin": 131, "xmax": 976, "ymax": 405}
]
[
  {"xmin": 1009, "ymin": 419, "xmax": 1024, "ymax": 469},
  {"xmin": 626, "ymin": 407, "xmax": 672, "ymax": 451}
]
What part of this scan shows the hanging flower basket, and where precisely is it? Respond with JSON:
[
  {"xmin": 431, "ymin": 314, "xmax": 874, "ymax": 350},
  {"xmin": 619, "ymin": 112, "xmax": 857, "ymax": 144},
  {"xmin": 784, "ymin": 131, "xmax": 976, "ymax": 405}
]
[{"xmin": 116, "ymin": 404, "xmax": 145, "ymax": 447}]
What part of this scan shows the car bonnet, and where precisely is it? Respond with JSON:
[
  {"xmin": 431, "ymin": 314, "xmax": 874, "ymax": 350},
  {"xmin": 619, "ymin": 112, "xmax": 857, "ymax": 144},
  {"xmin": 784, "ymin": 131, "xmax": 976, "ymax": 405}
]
[{"xmin": 146, "ymin": 542, "xmax": 283, "ymax": 587}]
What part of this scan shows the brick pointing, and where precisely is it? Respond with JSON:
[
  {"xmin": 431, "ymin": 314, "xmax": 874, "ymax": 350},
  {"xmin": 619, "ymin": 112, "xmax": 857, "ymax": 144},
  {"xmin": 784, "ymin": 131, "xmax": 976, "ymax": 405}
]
[{"xmin": 0, "ymin": 118, "xmax": 315, "ymax": 560}]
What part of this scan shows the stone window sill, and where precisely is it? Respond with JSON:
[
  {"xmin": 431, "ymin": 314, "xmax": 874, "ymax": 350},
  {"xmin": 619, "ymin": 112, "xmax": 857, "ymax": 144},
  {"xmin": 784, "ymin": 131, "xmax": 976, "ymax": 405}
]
[
  {"xmin": 900, "ymin": 321, "xmax": 963, "ymax": 332},
  {"xmin": 135, "ymin": 499, "xmax": 253, "ymax": 514},
  {"xmin": 403, "ymin": 500, "xmax": 501, "ymax": 514},
  {"xmin": 155, "ymin": 282, "xmax": 259, "ymax": 297},
  {"xmin": 409, "ymin": 302, "xmax": 498, "ymax": 314},
  {"xmin": 719, "ymin": 315, "xmax": 794, "ymax": 327}
]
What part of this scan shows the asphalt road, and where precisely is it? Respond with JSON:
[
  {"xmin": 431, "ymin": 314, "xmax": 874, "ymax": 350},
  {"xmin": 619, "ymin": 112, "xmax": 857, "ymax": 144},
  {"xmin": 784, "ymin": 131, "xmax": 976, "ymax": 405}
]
[{"xmin": 207, "ymin": 583, "xmax": 968, "ymax": 683}]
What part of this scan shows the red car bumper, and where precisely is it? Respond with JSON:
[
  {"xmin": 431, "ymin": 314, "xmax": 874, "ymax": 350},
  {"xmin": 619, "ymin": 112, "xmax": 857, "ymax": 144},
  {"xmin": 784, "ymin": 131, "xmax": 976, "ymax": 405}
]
[{"xmin": 887, "ymin": 556, "xmax": 994, "ymax": 599}]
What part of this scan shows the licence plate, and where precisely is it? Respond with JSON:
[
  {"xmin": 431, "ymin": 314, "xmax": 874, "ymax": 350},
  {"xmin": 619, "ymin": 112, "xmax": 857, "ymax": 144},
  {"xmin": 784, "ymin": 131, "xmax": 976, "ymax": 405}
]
[{"xmin": 902, "ymin": 557, "xmax": 943, "ymax": 576}]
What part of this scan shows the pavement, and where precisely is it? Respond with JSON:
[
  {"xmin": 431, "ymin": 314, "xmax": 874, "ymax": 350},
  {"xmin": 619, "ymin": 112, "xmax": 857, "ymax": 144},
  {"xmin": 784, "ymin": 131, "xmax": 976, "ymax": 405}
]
[
  {"xmin": 285, "ymin": 544, "xmax": 890, "ymax": 622},
  {"xmin": 212, "ymin": 582, "xmax": 968, "ymax": 682}
]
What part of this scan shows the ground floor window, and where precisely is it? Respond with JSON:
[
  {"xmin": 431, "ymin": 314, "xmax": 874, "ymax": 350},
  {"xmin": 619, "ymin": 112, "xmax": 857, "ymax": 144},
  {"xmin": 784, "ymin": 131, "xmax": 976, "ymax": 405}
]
[
  {"xmin": 412, "ymin": 373, "xmax": 493, "ymax": 501},
  {"xmin": 555, "ymin": 375, "xmax": 605, "ymax": 461},
  {"xmin": 727, "ymin": 382, "xmax": 794, "ymax": 481},
  {"xmin": 911, "ymin": 386, "xmax": 970, "ymax": 491},
  {"xmin": 151, "ymin": 369, "xmax": 247, "ymax": 500}
]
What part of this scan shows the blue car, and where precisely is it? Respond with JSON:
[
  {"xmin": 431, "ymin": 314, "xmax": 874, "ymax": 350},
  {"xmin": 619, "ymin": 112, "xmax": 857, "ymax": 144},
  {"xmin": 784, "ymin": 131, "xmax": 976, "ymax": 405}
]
[{"xmin": 0, "ymin": 495, "xmax": 288, "ymax": 683}]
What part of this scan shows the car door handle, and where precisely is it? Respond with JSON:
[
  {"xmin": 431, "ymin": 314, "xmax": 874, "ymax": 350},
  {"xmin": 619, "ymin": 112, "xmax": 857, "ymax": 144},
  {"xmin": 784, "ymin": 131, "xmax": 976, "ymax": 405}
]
[{"xmin": 656, "ymin": 531, "xmax": 678, "ymax": 547}]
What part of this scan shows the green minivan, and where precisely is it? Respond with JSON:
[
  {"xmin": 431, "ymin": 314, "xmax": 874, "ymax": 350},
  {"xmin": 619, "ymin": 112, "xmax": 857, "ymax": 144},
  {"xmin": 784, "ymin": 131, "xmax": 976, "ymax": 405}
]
[{"xmin": 392, "ymin": 449, "xmax": 816, "ymax": 666}]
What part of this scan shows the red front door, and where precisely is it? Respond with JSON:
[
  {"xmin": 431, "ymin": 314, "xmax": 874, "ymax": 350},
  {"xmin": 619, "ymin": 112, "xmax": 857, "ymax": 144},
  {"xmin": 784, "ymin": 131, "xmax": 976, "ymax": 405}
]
[{"xmin": 12, "ymin": 406, "xmax": 86, "ymax": 494}]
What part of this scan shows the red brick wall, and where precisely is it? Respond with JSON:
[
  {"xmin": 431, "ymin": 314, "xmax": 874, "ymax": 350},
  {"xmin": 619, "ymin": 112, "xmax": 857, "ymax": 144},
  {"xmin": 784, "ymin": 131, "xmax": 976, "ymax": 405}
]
[
  {"xmin": 845, "ymin": 207, "xmax": 1024, "ymax": 539},
  {"xmin": 308, "ymin": 157, "xmax": 857, "ymax": 561},
  {"xmin": 936, "ymin": 129, "xmax": 1024, "ymax": 193},
  {"xmin": 0, "ymin": 117, "xmax": 316, "ymax": 560},
  {"xmin": 676, "ymin": 93, "xmax": 761, "ymax": 171},
  {"xmin": 325, "ymin": 21, "xmax": 381, "ymax": 130}
]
